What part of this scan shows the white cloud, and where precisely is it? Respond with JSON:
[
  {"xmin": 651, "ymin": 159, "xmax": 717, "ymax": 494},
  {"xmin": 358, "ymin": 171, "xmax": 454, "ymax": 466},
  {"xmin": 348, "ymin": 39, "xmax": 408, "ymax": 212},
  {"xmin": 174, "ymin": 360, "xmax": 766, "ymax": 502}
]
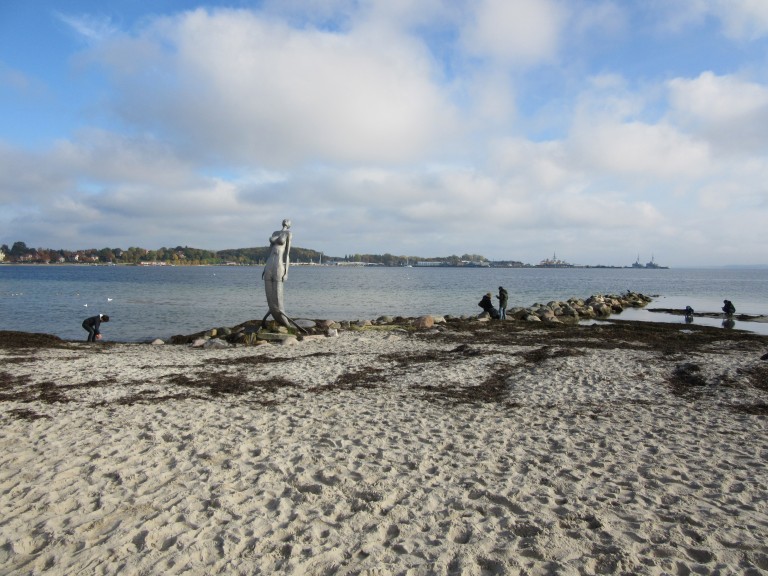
[
  {"xmin": 461, "ymin": 0, "xmax": 565, "ymax": 65},
  {"xmin": 653, "ymin": 0, "xmax": 768, "ymax": 40},
  {"xmin": 0, "ymin": 62, "xmax": 35, "ymax": 93},
  {"xmin": 90, "ymin": 8, "xmax": 458, "ymax": 169},
  {"xmin": 56, "ymin": 12, "xmax": 118, "ymax": 43},
  {"xmin": 668, "ymin": 72, "xmax": 768, "ymax": 153},
  {"xmin": 712, "ymin": 0, "xmax": 768, "ymax": 40},
  {"xmin": 573, "ymin": 118, "xmax": 711, "ymax": 179}
]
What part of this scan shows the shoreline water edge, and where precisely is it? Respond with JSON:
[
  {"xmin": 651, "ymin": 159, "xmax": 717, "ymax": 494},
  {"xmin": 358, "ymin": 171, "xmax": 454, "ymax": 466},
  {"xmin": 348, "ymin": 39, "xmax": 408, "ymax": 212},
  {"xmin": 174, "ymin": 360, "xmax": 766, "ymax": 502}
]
[{"xmin": 3, "ymin": 265, "xmax": 768, "ymax": 341}]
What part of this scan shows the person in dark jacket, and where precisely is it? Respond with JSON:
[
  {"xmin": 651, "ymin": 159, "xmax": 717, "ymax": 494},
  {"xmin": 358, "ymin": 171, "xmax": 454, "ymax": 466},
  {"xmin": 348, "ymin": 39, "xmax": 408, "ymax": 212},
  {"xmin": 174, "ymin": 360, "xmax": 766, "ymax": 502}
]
[
  {"xmin": 495, "ymin": 286, "xmax": 509, "ymax": 320},
  {"xmin": 479, "ymin": 292, "xmax": 500, "ymax": 319},
  {"xmin": 82, "ymin": 314, "xmax": 109, "ymax": 342},
  {"xmin": 722, "ymin": 300, "xmax": 736, "ymax": 316}
]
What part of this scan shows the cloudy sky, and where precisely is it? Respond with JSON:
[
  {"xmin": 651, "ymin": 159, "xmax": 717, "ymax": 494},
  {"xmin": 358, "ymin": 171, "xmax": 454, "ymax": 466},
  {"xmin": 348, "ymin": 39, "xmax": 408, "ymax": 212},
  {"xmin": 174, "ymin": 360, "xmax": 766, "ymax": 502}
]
[{"xmin": 2, "ymin": 0, "xmax": 767, "ymax": 266}]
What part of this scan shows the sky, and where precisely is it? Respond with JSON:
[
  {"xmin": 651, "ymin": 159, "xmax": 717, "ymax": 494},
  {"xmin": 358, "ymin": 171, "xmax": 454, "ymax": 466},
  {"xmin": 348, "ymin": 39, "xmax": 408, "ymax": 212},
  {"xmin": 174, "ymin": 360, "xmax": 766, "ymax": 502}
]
[{"xmin": 1, "ymin": 0, "xmax": 768, "ymax": 267}]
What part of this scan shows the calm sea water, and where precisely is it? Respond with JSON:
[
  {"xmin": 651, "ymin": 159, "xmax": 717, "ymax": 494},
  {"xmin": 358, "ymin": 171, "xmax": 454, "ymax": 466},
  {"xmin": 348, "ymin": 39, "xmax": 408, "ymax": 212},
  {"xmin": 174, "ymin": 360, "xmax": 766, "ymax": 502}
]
[{"xmin": 1, "ymin": 265, "xmax": 766, "ymax": 342}]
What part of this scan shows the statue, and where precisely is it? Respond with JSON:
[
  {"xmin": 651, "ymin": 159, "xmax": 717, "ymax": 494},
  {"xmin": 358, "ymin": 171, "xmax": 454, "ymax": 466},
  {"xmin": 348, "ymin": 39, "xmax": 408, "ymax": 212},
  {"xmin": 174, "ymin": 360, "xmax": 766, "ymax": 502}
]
[{"xmin": 262, "ymin": 219, "xmax": 303, "ymax": 331}]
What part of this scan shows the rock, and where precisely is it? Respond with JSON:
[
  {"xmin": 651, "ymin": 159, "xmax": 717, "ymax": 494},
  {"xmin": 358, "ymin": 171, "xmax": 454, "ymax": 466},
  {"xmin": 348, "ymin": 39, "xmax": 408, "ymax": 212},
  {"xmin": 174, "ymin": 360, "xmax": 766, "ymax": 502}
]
[
  {"xmin": 525, "ymin": 314, "xmax": 541, "ymax": 322},
  {"xmin": 414, "ymin": 315, "xmax": 434, "ymax": 329},
  {"xmin": 536, "ymin": 309, "xmax": 556, "ymax": 320},
  {"xmin": 203, "ymin": 338, "xmax": 230, "ymax": 349},
  {"xmin": 432, "ymin": 316, "xmax": 447, "ymax": 324},
  {"xmin": 216, "ymin": 327, "xmax": 232, "ymax": 337},
  {"xmin": 151, "ymin": 338, "xmax": 165, "ymax": 345},
  {"xmin": 356, "ymin": 320, "xmax": 372, "ymax": 328},
  {"xmin": 326, "ymin": 328, "xmax": 339, "ymax": 337},
  {"xmin": 591, "ymin": 303, "xmax": 612, "ymax": 317},
  {"xmin": 191, "ymin": 338, "xmax": 207, "ymax": 347},
  {"xmin": 294, "ymin": 319, "xmax": 316, "ymax": 329},
  {"xmin": 299, "ymin": 335, "xmax": 326, "ymax": 343},
  {"xmin": 376, "ymin": 315, "xmax": 395, "ymax": 324},
  {"xmin": 256, "ymin": 332, "xmax": 293, "ymax": 343}
]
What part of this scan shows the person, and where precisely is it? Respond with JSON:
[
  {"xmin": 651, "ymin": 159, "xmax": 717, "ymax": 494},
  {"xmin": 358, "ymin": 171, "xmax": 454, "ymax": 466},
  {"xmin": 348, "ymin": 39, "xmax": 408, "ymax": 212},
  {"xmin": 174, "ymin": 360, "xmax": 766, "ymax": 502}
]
[
  {"xmin": 684, "ymin": 306, "xmax": 694, "ymax": 323},
  {"xmin": 495, "ymin": 286, "xmax": 509, "ymax": 320},
  {"xmin": 262, "ymin": 219, "xmax": 293, "ymax": 328},
  {"xmin": 82, "ymin": 314, "xmax": 109, "ymax": 342},
  {"xmin": 722, "ymin": 300, "xmax": 736, "ymax": 316},
  {"xmin": 479, "ymin": 292, "xmax": 500, "ymax": 319}
]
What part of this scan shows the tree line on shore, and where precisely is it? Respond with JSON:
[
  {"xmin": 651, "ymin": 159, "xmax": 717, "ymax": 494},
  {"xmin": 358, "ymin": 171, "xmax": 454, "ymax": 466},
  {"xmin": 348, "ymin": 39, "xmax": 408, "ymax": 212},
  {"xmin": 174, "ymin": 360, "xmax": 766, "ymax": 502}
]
[{"xmin": 0, "ymin": 241, "xmax": 507, "ymax": 267}]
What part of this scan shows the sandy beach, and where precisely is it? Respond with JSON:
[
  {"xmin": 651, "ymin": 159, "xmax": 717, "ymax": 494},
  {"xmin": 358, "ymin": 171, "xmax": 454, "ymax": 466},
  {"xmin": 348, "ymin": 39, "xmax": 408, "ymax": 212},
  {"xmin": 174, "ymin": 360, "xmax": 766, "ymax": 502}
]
[{"xmin": 1, "ymin": 320, "xmax": 767, "ymax": 575}]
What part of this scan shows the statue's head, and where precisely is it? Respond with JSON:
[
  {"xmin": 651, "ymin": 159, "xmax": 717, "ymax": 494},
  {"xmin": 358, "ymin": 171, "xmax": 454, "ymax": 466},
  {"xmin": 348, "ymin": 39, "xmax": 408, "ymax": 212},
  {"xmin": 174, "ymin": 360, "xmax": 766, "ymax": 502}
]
[{"xmin": 282, "ymin": 219, "xmax": 291, "ymax": 229}]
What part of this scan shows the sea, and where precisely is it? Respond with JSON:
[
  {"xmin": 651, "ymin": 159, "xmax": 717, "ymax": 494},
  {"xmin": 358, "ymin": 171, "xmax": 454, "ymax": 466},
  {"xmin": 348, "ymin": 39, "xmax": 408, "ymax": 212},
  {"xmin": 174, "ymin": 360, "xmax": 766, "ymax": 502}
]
[{"xmin": 1, "ymin": 264, "xmax": 767, "ymax": 342}]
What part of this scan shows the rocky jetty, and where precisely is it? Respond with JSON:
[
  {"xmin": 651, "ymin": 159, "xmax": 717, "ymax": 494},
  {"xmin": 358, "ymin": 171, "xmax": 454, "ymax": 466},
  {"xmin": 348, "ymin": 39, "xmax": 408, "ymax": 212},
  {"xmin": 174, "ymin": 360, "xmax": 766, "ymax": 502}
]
[
  {"xmin": 166, "ymin": 291, "xmax": 652, "ymax": 347},
  {"xmin": 506, "ymin": 291, "xmax": 652, "ymax": 324}
]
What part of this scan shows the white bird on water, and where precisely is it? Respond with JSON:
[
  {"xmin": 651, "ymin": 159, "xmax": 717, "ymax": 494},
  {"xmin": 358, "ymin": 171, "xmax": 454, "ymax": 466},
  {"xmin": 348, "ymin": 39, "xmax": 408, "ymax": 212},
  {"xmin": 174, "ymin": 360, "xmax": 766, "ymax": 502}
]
[{"xmin": 107, "ymin": 298, "xmax": 113, "ymax": 302}]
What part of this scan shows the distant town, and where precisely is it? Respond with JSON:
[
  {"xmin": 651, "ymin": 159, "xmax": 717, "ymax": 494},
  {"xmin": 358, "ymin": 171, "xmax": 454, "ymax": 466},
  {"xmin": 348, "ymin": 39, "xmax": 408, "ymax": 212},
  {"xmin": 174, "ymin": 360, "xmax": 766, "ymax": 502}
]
[{"xmin": 0, "ymin": 241, "xmax": 667, "ymax": 269}]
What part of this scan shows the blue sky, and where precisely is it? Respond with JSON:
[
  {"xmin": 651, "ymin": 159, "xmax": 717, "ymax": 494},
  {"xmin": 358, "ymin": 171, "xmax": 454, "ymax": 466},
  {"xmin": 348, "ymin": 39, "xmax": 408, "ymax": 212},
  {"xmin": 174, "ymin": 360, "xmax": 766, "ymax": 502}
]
[{"xmin": 2, "ymin": 0, "xmax": 768, "ymax": 266}]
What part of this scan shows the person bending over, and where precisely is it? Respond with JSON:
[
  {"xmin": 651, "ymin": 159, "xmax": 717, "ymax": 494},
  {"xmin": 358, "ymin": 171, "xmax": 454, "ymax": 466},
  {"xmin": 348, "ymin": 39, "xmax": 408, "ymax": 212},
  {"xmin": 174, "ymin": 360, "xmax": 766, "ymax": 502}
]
[
  {"xmin": 479, "ymin": 292, "xmax": 500, "ymax": 320},
  {"xmin": 82, "ymin": 314, "xmax": 109, "ymax": 342}
]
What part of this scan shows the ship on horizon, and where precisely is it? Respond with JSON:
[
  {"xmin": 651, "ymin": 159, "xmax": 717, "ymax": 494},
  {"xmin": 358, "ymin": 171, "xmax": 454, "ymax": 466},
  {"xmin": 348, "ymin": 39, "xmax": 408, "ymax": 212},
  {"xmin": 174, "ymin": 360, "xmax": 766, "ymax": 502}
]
[
  {"xmin": 631, "ymin": 254, "xmax": 668, "ymax": 269},
  {"xmin": 537, "ymin": 253, "xmax": 574, "ymax": 268}
]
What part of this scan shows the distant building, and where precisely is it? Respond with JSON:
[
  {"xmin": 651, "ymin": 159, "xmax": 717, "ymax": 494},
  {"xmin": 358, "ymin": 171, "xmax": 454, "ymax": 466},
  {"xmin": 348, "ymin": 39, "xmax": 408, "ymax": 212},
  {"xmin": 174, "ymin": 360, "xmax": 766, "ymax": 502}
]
[{"xmin": 0, "ymin": 249, "xmax": 4, "ymax": 262}]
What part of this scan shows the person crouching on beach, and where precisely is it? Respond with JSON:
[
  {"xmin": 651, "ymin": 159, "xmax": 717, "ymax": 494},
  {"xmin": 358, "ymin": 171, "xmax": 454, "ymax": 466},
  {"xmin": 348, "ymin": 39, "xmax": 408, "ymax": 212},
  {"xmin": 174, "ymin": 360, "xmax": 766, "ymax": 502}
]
[
  {"xmin": 82, "ymin": 314, "xmax": 109, "ymax": 342},
  {"xmin": 722, "ymin": 300, "xmax": 736, "ymax": 316},
  {"xmin": 479, "ymin": 292, "xmax": 500, "ymax": 320}
]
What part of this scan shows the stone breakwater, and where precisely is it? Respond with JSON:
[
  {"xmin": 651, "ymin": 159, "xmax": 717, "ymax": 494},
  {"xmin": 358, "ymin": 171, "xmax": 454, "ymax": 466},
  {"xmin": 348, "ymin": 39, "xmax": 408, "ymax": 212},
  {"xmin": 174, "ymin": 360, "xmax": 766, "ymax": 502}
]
[{"xmin": 166, "ymin": 291, "xmax": 652, "ymax": 348}]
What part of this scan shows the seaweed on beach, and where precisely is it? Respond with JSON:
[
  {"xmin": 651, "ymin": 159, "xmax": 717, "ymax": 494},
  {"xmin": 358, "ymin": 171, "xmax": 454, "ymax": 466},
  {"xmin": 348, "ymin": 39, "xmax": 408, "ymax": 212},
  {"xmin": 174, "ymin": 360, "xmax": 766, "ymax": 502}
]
[
  {"xmin": 165, "ymin": 371, "xmax": 298, "ymax": 401},
  {"xmin": 736, "ymin": 363, "xmax": 768, "ymax": 391},
  {"xmin": 519, "ymin": 346, "xmax": 586, "ymax": 364},
  {"xmin": 6, "ymin": 408, "xmax": 50, "ymax": 421},
  {"xmin": 93, "ymin": 390, "xmax": 204, "ymax": 407},
  {"xmin": 379, "ymin": 344, "xmax": 492, "ymax": 367},
  {"xmin": 0, "ymin": 370, "xmax": 32, "ymax": 390},
  {"xmin": 308, "ymin": 367, "xmax": 388, "ymax": 392},
  {"xmin": 0, "ymin": 331, "xmax": 70, "ymax": 349},
  {"xmin": 729, "ymin": 402, "xmax": 768, "ymax": 415},
  {"xmin": 668, "ymin": 363, "xmax": 708, "ymax": 400},
  {"xmin": 413, "ymin": 365, "xmax": 520, "ymax": 406},
  {"xmin": 430, "ymin": 318, "xmax": 767, "ymax": 359},
  {"xmin": 204, "ymin": 351, "xmax": 335, "ymax": 367},
  {"xmin": 1, "ymin": 356, "xmax": 39, "ymax": 364},
  {"xmin": 0, "ymin": 372, "xmax": 70, "ymax": 405},
  {"xmin": 36, "ymin": 381, "xmax": 71, "ymax": 404}
]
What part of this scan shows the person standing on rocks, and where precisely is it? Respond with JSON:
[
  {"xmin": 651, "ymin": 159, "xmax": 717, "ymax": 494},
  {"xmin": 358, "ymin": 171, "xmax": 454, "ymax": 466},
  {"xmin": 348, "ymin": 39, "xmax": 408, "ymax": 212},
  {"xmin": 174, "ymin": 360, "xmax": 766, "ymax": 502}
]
[
  {"xmin": 82, "ymin": 314, "xmax": 109, "ymax": 342},
  {"xmin": 496, "ymin": 286, "xmax": 508, "ymax": 320}
]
